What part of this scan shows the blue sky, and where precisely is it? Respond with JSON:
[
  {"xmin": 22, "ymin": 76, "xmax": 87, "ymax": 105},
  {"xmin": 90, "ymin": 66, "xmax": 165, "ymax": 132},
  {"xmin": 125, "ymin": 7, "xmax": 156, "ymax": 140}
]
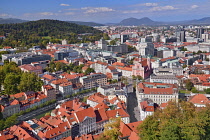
[{"xmin": 1, "ymin": 0, "xmax": 210, "ymax": 23}]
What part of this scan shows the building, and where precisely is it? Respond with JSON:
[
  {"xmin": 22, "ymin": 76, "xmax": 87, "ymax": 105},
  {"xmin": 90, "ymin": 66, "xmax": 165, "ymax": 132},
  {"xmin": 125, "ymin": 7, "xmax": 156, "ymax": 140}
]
[
  {"xmin": 132, "ymin": 57, "xmax": 152, "ymax": 79},
  {"xmin": 98, "ymin": 38, "xmax": 107, "ymax": 49},
  {"xmin": 0, "ymin": 99, "xmax": 20, "ymax": 118},
  {"xmin": 139, "ymin": 100, "xmax": 158, "ymax": 120},
  {"xmin": 136, "ymin": 82, "xmax": 179, "ymax": 105},
  {"xmin": 137, "ymin": 37, "xmax": 154, "ymax": 57},
  {"xmin": 79, "ymin": 73, "xmax": 107, "ymax": 89},
  {"xmin": 19, "ymin": 64, "xmax": 43, "ymax": 75},
  {"xmin": 59, "ymin": 82, "xmax": 73, "ymax": 97},
  {"xmin": 188, "ymin": 94, "xmax": 210, "ymax": 107},
  {"xmin": 106, "ymin": 44, "xmax": 128, "ymax": 54},
  {"xmin": 153, "ymin": 66, "xmax": 183, "ymax": 76},
  {"xmin": 176, "ymin": 29, "xmax": 186, "ymax": 42},
  {"xmin": 197, "ymin": 28, "xmax": 205, "ymax": 38},
  {"xmin": 150, "ymin": 74, "xmax": 179, "ymax": 84}
]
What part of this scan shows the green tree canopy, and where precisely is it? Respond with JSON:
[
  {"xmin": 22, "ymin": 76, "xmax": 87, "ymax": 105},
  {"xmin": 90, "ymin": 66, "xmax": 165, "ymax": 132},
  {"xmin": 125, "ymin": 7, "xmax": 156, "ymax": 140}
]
[
  {"xmin": 185, "ymin": 80, "xmax": 194, "ymax": 91},
  {"xmin": 137, "ymin": 101, "xmax": 210, "ymax": 140}
]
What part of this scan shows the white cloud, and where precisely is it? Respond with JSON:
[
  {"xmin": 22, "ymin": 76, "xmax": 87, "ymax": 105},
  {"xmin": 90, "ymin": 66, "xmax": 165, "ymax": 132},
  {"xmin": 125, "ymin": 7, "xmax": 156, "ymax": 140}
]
[
  {"xmin": 60, "ymin": 3, "xmax": 70, "ymax": 7},
  {"xmin": 64, "ymin": 12, "xmax": 74, "ymax": 15},
  {"xmin": 39, "ymin": 12, "xmax": 54, "ymax": 16},
  {"xmin": 150, "ymin": 6, "xmax": 178, "ymax": 12},
  {"xmin": 122, "ymin": 10, "xmax": 142, "ymax": 14},
  {"xmin": 64, "ymin": 8, "xmax": 79, "ymax": 11},
  {"xmin": 0, "ymin": 13, "xmax": 11, "ymax": 17},
  {"xmin": 144, "ymin": 3, "xmax": 158, "ymax": 7},
  {"xmin": 191, "ymin": 5, "xmax": 198, "ymax": 9},
  {"xmin": 24, "ymin": 12, "xmax": 54, "ymax": 17},
  {"xmin": 82, "ymin": 7, "xmax": 115, "ymax": 14}
]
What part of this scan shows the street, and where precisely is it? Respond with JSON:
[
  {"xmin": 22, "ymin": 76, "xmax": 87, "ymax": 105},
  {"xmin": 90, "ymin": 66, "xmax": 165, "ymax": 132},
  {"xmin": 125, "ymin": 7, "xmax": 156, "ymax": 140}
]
[{"xmin": 127, "ymin": 91, "xmax": 141, "ymax": 122}]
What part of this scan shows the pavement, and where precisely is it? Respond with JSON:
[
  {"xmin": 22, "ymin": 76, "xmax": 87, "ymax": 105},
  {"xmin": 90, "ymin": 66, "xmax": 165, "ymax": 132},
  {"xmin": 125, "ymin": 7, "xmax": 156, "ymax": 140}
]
[{"xmin": 127, "ymin": 91, "xmax": 141, "ymax": 122}]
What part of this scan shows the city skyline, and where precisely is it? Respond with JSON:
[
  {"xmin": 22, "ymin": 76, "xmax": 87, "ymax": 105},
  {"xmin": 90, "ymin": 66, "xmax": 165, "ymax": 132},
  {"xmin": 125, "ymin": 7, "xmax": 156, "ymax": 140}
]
[{"xmin": 1, "ymin": 0, "xmax": 210, "ymax": 23}]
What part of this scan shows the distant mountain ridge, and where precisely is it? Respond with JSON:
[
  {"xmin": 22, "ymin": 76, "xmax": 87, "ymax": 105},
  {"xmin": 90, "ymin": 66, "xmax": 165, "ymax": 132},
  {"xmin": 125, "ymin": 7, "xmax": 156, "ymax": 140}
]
[
  {"xmin": 0, "ymin": 18, "xmax": 104, "ymax": 26},
  {"xmin": 0, "ymin": 18, "xmax": 28, "ymax": 24},
  {"xmin": 117, "ymin": 17, "xmax": 210, "ymax": 26},
  {"xmin": 2, "ymin": 17, "xmax": 210, "ymax": 26},
  {"xmin": 66, "ymin": 21, "xmax": 104, "ymax": 26}
]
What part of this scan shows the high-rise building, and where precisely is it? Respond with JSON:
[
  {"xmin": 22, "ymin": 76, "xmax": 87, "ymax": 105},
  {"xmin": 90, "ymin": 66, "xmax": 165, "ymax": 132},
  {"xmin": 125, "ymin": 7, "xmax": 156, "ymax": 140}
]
[
  {"xmin": 197, "ymin": 28, "xmax": 204, "ymax": 38},
  {"xmin": 176, "ymin": 29, "xmax": 186, "ymax": 42}
]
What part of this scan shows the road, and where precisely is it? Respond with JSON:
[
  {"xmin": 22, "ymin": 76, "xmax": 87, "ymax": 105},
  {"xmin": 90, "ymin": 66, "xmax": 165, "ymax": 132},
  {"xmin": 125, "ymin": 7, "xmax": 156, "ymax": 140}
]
[{"xmin": 127, "ymin": 91, "xmax": 140, "ymax": 122}]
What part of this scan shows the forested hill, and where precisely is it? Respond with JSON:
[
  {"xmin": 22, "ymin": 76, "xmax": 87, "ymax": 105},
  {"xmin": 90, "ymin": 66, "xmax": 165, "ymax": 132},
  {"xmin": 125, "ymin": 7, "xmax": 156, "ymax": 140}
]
[{"xmin": 0, "ymin": 19, "xmax": 103, "ymax": 48}]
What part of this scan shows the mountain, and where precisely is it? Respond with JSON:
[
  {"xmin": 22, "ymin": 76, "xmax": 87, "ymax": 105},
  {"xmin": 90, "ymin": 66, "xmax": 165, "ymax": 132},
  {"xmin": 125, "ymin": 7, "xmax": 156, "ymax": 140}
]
[
  {"xmin": 0, "ymin": 18, "xmax": 28, "ymax": 24},
  {"xmin": 0, "ymin": 19, "xmax": 102, "ymax": 47},
  {"xmin": 66, "ymin": 21, "xmax": 104, "ymax": 26},
  {"xmin": 118, "ymin": 17, "xmax": 162, "ymax": 26},
  {"xmin": 185, "ymin": 17, "xmax": 210, "ymax": 25}
]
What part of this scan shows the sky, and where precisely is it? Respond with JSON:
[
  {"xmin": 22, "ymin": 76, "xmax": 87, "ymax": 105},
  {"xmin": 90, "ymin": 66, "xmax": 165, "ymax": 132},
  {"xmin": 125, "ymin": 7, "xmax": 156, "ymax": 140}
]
[{"xmin": 1, "ymin": 0, "xmax": 210, "ymax": 23}]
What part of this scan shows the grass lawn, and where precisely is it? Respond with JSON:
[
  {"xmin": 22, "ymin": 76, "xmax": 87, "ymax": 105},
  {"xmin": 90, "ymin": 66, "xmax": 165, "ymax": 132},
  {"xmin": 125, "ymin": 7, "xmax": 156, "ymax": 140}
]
[
  {"xmin": 179, "ymin": 90, "xmax": 191, "ymax": 94},
  {"xmin": 180, "ymin": 90, "xmax": 206, "ymax": 94}
]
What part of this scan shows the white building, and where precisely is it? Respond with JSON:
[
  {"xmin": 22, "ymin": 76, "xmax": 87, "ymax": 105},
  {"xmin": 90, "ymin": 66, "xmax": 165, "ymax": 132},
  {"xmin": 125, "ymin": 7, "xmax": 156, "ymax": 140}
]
[{"xmin": 136, "ymin": 82, "xmax": 179, "ymax": 105}]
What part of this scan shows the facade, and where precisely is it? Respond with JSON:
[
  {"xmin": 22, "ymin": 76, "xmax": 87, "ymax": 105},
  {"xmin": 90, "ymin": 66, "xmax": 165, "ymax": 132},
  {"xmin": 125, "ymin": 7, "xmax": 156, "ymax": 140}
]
[
  {"xmin": 106, "ymin": 44, "xmax": 128, "ymax": 54},
  {"xmin": 59, "ymin": 82, "xmax": 73, "ymax": 97},
  {"xmin": 1, "ymin": 100, "xmax": 20, "ymax": 118},
  {"xmin": 132, "ymin": 57, "xmax": 153, "ymax": 79},
  {"xmin": 139, "ymin": 100, "xmax": 157, "ymax": 120},
  {"xmin": 150, "ymin": 75, "xmax": 179, "ymax": 84},
  {"xmin": 153, "ymin": 66, "xmax": 183, "ymax": 76},
  {"xmin": 79, "ymin": 73, "xmax": 107, "ymax": 89},
  {"xmin": 19, "ymin": 64, "xmax": 43, "ymax": 75},
  {"xmin": 137, "ymin": 37, "xmax": 154, "ymax": 57},
  {"xmin": 136, "ymin": 82, "xmax": 179, "ymax": 105}
]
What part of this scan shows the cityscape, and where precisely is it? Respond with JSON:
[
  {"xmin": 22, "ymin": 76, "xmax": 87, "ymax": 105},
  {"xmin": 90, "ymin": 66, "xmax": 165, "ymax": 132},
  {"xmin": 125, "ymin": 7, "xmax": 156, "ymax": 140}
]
[{"xmin": 1, "ymin": 1, "xmax": 210, "ymax": 140}]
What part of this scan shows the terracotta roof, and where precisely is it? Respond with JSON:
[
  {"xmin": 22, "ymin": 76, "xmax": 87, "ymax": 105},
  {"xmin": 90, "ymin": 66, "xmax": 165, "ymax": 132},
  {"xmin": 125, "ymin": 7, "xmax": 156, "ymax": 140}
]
[
  {"xmin": 95, "ymin": 108, "xmax": 109, "ymax": 122},
  {"xmin": 140, "ymin": 101, "xmax": 155, "ymax": 112},
  {"xmin": 106, "ymin": 108, "xmax": 129, "ymax": 119},
  {"xmin": 106, "ymin": 72, "xmax": 112, "ymax": 79},
  {"xmin": 127, "ymin": 121, "xmax": 142, "ymax": 133},
  {"xmin": 160, "ymin": 56, "xmax": 176, "ymax": 62},
  {"xmin": 10, "ymin": 92, "xmax": 25, "ymax": 99},
  {"xmin": 19, "ymin": 64, "xmax": 42, "ymax": 71},
  {"xmin": 74, "ymin": 134, "xmax": 93, "ymax": 140},
  {"xmin": 59, "ymin": 82, "xmax": 72, "ymax": 87},
  {"xmin": 87, "ymin": 92, "xmax": 108, "ymax": 104},
  {"xmin": 119, "ymin": 121, "xmax": 132, "ymax": 138},
  {"xmin": 137, "ymin": 82, "xmax": 178, "ymax": 95},
  {"xmin": 188, "ymin": 94, "xmax": 210, "ymax": 105},
  {"xmin": 107, "ymin": 66, "xmax": 116, "ymax": 71},
  {"xmin": 42, "ymin": 74, "xmax": 56, "ymax": 81},
  {"xmin": 129, "ymin": 131, "xmax": 139, "ymax": 140},
  {"xmin": 112, "ymin": 62, "xmax": 125, "ymax": 67},
  {"xmin": 51, "ymin": 78, "xmax": 68, "ymax": 85},
  {"xmin": 10, "ymin": 99, "xmax": 19, "ymax": 105},
  {"xmin": 118, "ymin": 67, "xmax": 132, "ymax": 71},
  {"xmin": 54, "ymin": 60, "xmax": 69, "ymax": 64},
  {"xmin": 43, "ymin": 85, "xmax": 54, "ymax": 91},
  {"xmin": 96, "ymin": 61, "xmax": 108, "ymax": 66},
  {"xmin": 94, "ymin": 102, "xmax": 109, "ymax": 110},
  {"xmin": 75, "ymin": 107, "xmax": 96, "ymax": 122}
]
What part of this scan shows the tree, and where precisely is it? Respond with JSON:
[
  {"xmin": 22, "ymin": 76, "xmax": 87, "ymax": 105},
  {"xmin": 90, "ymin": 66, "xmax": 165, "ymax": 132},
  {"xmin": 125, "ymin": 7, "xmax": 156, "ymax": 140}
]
[
  {"xmin": 99, "ymin": 117, "xmax": 122, "ymax": 140},
  {"xmin": 185, "ymin": 80, "xmax": 194, "ymax": 91},
  {"xmin": 3, "ymin": 114, "xmax": 18, "ymax": 129},
  {"xmin": 84, "ymin": 68, "xmax": 95, "ymax": 75},
  {"xmin": 137, "ymin": 101, "xmax": 210, "ymax": 140},
  {"xmin": 3, "ymin": 73, "xmax": 20, "ymax": 95},
  {"xmin": 204, "ymin": 88, "xmax": 210, "ymax": 94},
  {"xmin": 109, "ymin": 40, "xmax": 116, "ymax": 45},
  {"xmin": 103, "ymin": 33, "xmax": 110, "ymax": 40}
]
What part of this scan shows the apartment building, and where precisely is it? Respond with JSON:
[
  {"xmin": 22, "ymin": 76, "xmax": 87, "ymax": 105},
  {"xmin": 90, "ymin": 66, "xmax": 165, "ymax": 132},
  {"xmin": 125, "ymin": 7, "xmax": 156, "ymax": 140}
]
[{"xmin": 79, "ymin": 73, "xmax": 107, "ymax": 89}]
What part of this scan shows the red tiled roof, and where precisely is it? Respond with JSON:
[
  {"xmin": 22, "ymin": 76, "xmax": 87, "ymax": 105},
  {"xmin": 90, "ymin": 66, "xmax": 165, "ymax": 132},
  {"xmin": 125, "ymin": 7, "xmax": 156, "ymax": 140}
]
[
  {"xmin": 137, "ymin": 82, "xmax": 178, "ymax": 95},
  {"xmin": 75, "ymin": 107, "xmax": 96, "ymax": 122},
  {"xmin": 189, "ymin": 94, "xmax": 210, "ymax": 105},
  {"xmin": 51, "ymin": 78, "xmax": 68, "ymax": 85}
]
